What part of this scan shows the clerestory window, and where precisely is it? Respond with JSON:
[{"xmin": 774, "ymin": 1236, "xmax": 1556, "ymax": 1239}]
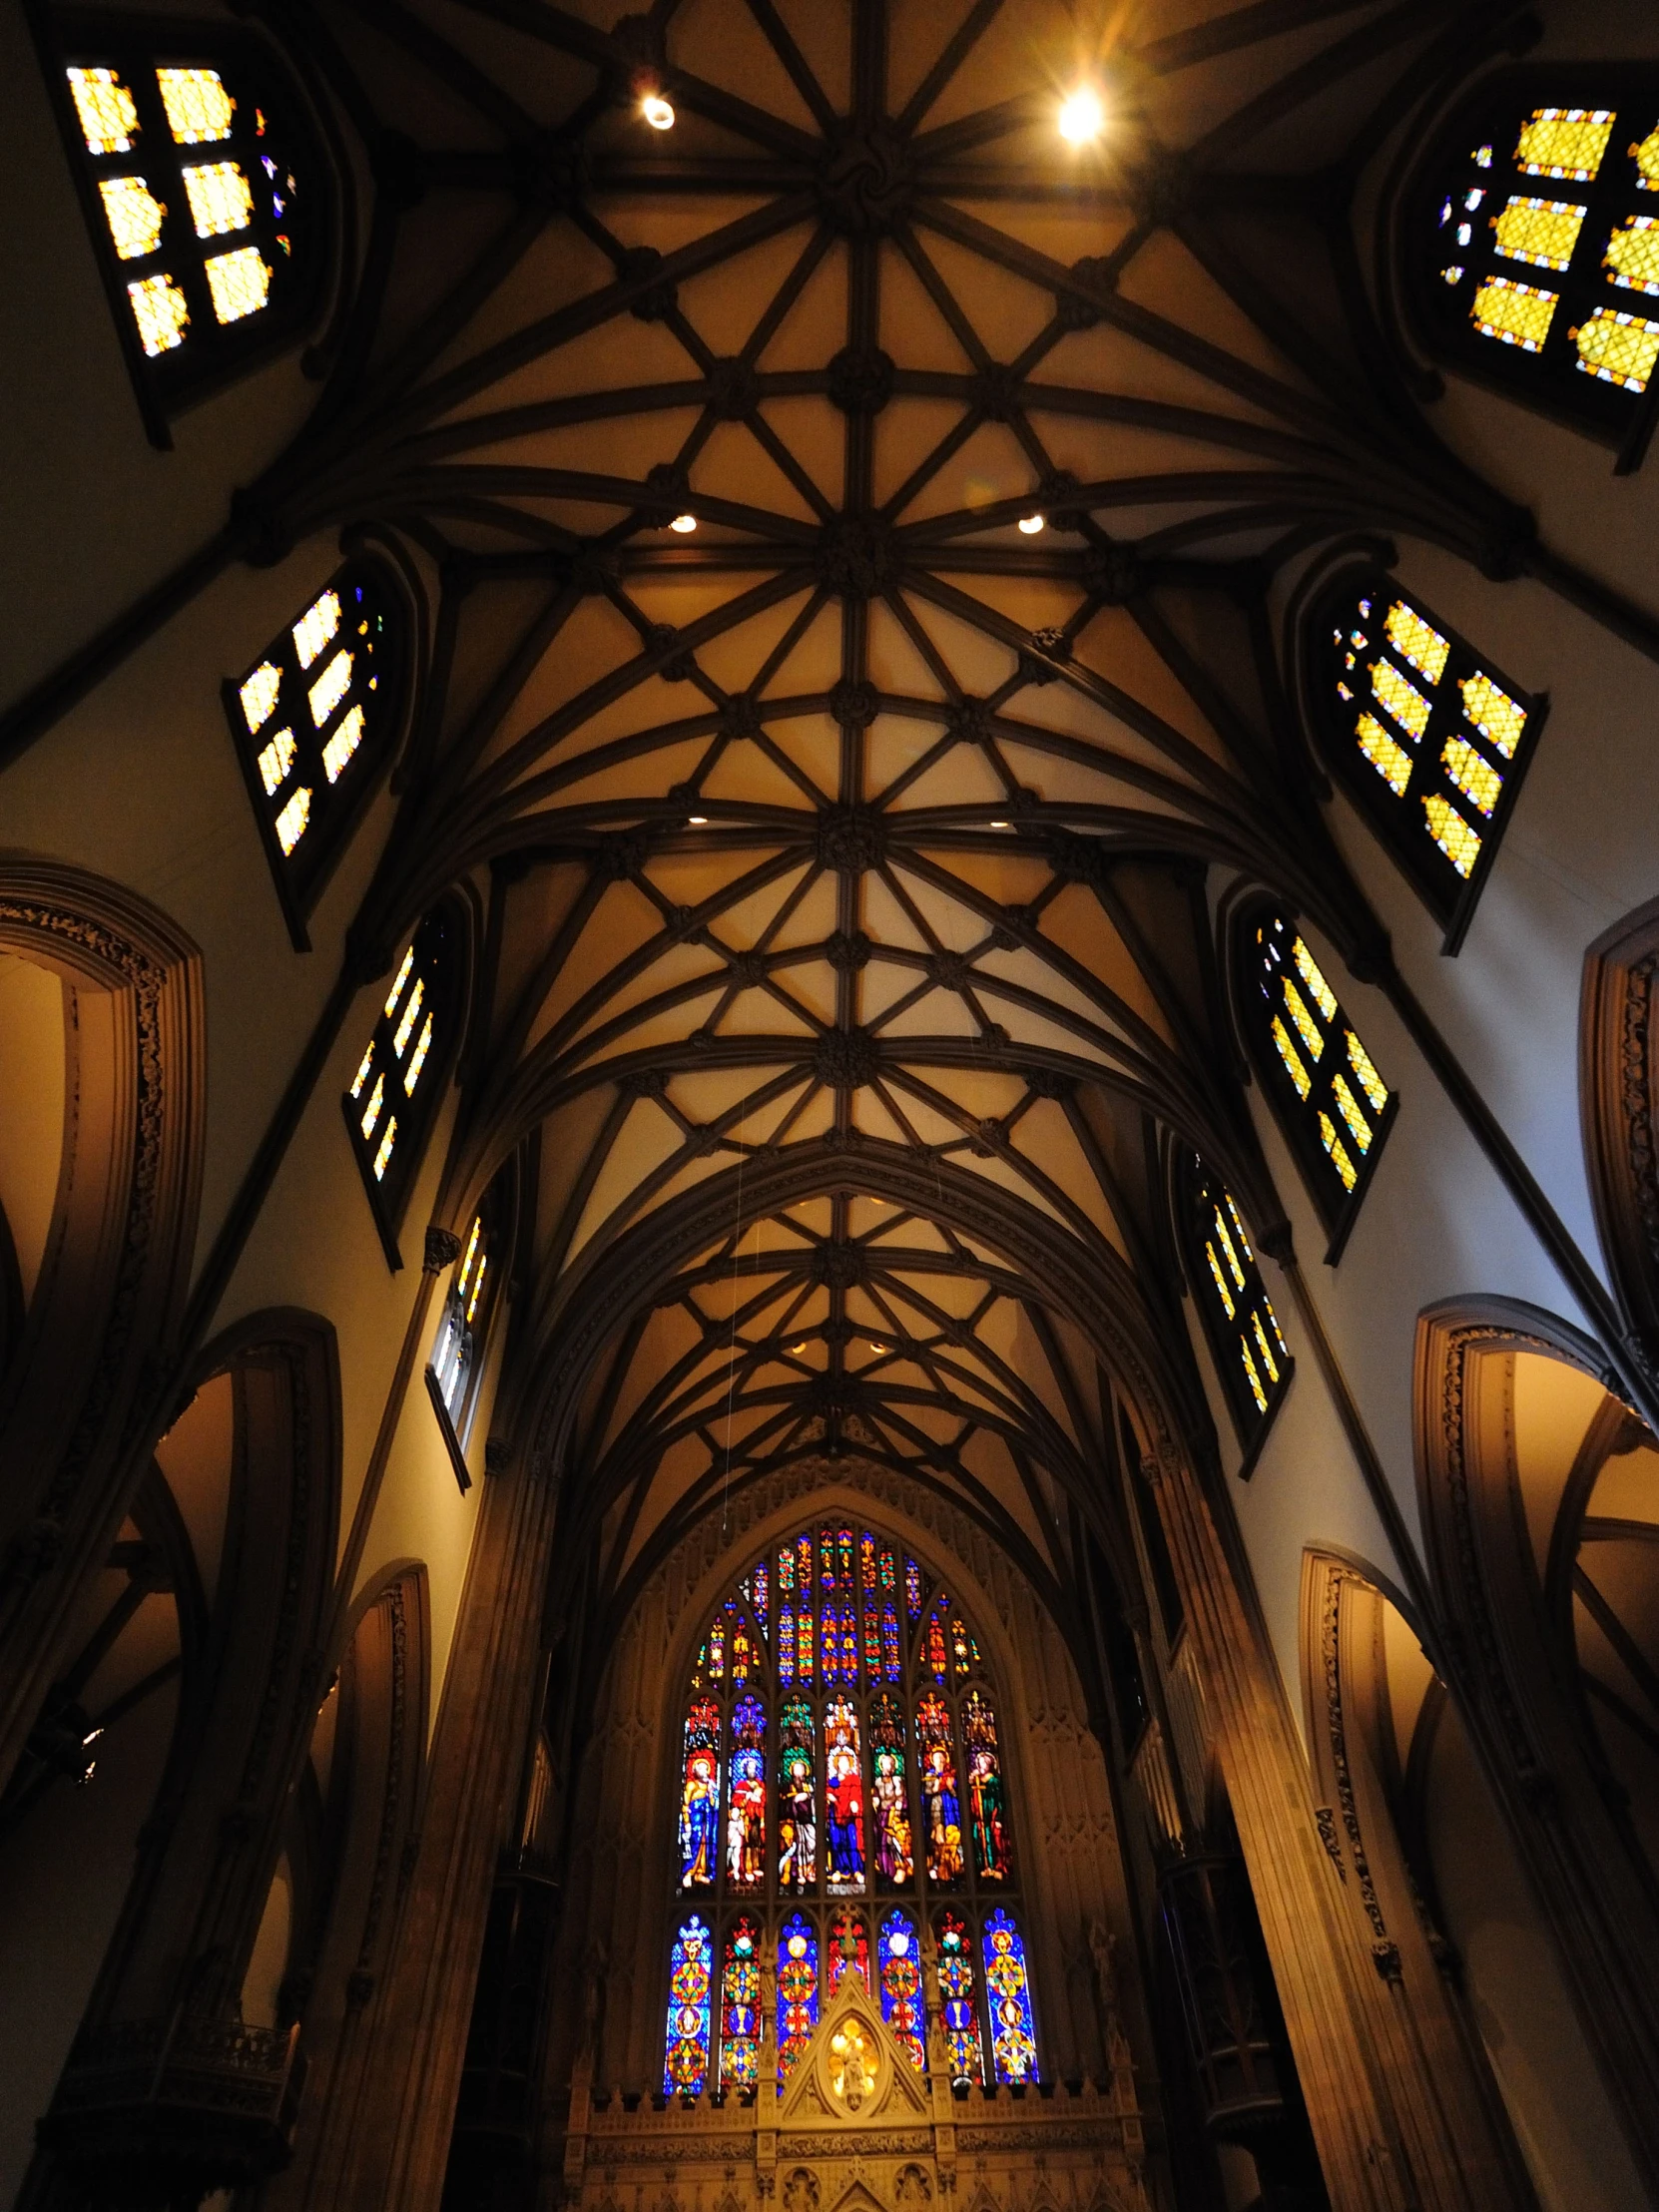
[
  {"xmin": 343, "ymin": 908, "xmax": 462, "ymax": 1266},
  {"xmin": 1181, "ymin": 1159, "xmax": 1293, "ymax": 1456}
]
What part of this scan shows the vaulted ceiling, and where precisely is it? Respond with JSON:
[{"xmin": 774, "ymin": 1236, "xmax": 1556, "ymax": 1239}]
[{"xmin": 267, "ymin": 0, "xmax": 1542, "ymax": 1672}]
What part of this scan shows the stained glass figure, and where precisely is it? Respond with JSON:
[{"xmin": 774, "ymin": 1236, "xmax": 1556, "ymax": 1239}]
[
  {"xmin": 917, "ymin": 1691, "xmax": 963, "ymax": 1886},
  {"xmin": 825, "ymin": 1697, "xmax": 866, "ymax": 1892},
  {"xmin": 719, "ymin": 1918, "xmax": 763, "ymax": 2088},
  {"xmin": 678, "ymin": 1697, "xmax": 722, "ymax": 1890},
  {"xmin": 664, "ymin": 1916, "xmax": 713, "ymax": 2094},
  {"xmin": 870, "ymin": 1691, "xmax": 914, "ymax": 1889},
  {"xmin": 878, "ymin": 1913, "xmax": 926, "ymax": 2070},
  {"xmin": 982, "ymin": 1911, "xmax": 1038, "ymax": 2084},
  {"xmin": 828, "ymin": 1908, "xmax": 870, "ymax": 1994},
  {"xmin": 777, "ymin": 1914, "xmax": 819, "ymax": 2079},
  {"xmin": 1247, "ymin": 911, "xmax": 1394, "ymax": 1231},
  {"xmin": 936, "ymin": 1912, "xmax": 984, "ymax": 2082},
  {"xmin": 727, "ymin": 1694, "xmax": 767, "ymax": 1893},
  {"xmin": 860, "ymin": 1531, "xmax": 877, "ymax": 1592},
  {"xmin": 963, "ymin": 1691, "xmax": 1009, "ymax": 1882},
  {"xmin": 778, "ymin": 1698, "xmax": 817, "ymax": 1893}
]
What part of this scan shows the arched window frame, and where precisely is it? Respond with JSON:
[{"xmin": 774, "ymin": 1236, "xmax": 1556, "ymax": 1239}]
[
  {"xmin": 1400, "ymin": 66, "xmax": 1659, "ymax": 469},
  {"xmin": 661, "ymin": 1519, "xmax": 1039, "ymax": 2097},
  {"xmin": 1179, "ymin": 1155, "xmax": 1293, "ymax": 1466},
  {"xmin": 1233, "ymin": 904, "xmax": 1398, "ymax": 1261},
  {"xmin": 342, "ymin": 902, "xmax": 467, "ymax": 1269},
  {"xmin": 225, "ymin": 557, "xmax": 410, "ymax": 948},
  {"xmin": 1296, "ymin": 559, "xmax": 1545, "ymax": 952},
  {"xmin": 35, "ymin": 10, "xmax": 331, "ymax": 447},
  {"xmin": 424, "ymin": 1162, "xmax": 515, "ymax": 1488}
]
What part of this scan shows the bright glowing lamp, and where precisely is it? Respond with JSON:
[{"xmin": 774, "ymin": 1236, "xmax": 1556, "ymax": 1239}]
[
  {"xmin": 669, "ymin": 512, "xmax": 697, "ymax": 533},
  {"xmin": 642, "ymin": 92, "xmax": 675, "ymax": 131},
  {"xmin": 1017, "ymin": 512, "xmax": 1045, "ymax": 534},
  {"xmin": 1058, "ymin": 86, "xmax": 1105, "ymax": 145}
]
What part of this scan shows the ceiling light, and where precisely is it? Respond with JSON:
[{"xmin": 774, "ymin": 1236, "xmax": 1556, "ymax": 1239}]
[
  {"xmin": 669, "ymin": 512, "xmax": 697, "ymax": 534},
  {"xmin": 1017, "ymin": 513, "xmax": 1045, "ymax": 535},
  {"xmin": 641, "ymin": 92, "xmax": 675, "ymax": 131},
  {"xmin": 990, "ymin": 819, "xmax": 1011, "ymax": 830},
  {"xmin": 868, "ymin": 1342, "xmax": 889, "ymax": 1356},
  {"xmin": 687, "ymin": 814, "xmax": 709, "ymax": 825},
  {"xmin": 1058, "ymin": 86, "xmax": 1105, "ymax": 144},
  {"xmin": 791, "ymin": 1342, "xmax": 809, "ymax": 1355}
]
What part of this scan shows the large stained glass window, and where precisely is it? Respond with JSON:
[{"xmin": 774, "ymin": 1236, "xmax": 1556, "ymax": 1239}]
[
  {"xmin": 225, "ymin": 563, "xmax": 405, "ymax": 947},
  {"xmin": 342, "ymin": 906, "xmax": 462, "ymax": 1265},
  {"xmin": 1240, "ymin": 910, "xmax": 1396, "ymax": 1252},
  {"xmin": 663, "ymin": 1915, "xmax": 714, "ymax": 2094},
  {"xmin": 1408, "ymin": 68, "xmax": 1659, "ymax": 457},
  {"xmin": 1182, "ymin": 1158, "xmax": 1293, "ymax": 1456},
  {"xmin": 51, "ymin": 32, "xmax": 323, "ymax": 439},
  {"xmin": 663, "ymin": 1519, "xmax": 1036, "ymax": 2092},
  {"xmin": 1308, "ymin": 570, "xmax": 1541, "ymax": 950}
]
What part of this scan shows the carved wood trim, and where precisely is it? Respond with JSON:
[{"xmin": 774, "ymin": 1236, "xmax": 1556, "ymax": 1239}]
[{"xmin": 1582, "ymin": 894, "xmax": 1659, "ymax": 1376}]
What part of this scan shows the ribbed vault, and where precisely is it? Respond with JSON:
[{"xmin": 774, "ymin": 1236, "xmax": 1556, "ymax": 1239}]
[{"xmin": 239, "ymin": 0, "xmax": 1609, "ymax": 1677}]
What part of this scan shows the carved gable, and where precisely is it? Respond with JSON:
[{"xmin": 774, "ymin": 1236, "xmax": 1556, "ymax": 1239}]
[{"xmin": 780, "ymin": 1970, "xmax": 929, "ymax": 2126}]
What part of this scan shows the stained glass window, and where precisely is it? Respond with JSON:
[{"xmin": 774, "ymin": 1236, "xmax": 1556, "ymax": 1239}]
[
  {"xmin": 982, "ymin": 1910, "xmax": 1038, "ymax": 2084},
  {"xmin": 1410, "ymin": 69, "xmax": 1659, "ymax": 450},
  {"xmin": 226, "ymin": 563, "xmax": 404, "ymax": 942},
  {"xmin": 664, "ymin": 1916, "xmax": 714, "ymax": 2094},
  {"xmin": 1244, "ymin": 910, "xmax": 1395, "ymax": 1244},
  {"xmin": 663, "ymin": 1517, "xmax": 1035, "ymax": 2088},
  {"xmin": 1183, "ymin": 1158, "xmax": 1293, "ymax": 1449},
  {"xmin": 426, "ymin": 1173, "xmax": 512, "ymax": 1480},
  {"xmin": 1312, "ymin": 571, "xmax": 1540, "ymax": 946},
  {"xmin": 57, "ymin": 40, "xmax": 319, "ymax": 435},
  {"xmin": 342, "ymin": 907, "xmax": 460, "ymax": 1262}
]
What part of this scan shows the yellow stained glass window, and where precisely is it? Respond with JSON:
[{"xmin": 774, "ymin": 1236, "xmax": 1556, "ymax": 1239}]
[
  {"xmin": 292, "ymin": 590, "xmax": 340, "ymax": 670},
  {"xmin": 1493, "ymin": 196, "xmax": 1586, "ymax": 272},
  {"xmin": 1226, "ymin": 1194, "xmax": 1256, "ymax": 1264},
  {"xmin": 240, "ymin": 661, "xmax": 281, "ymax": 732},
  {"xmin": 182, "ymin": 160, "xmax": 254, "ymax": 240},
  {"xmin": 321, "ymin": 705, "xmax": 365, "ymax": 784},
  {"xmin": 257, "ymin": 727, "xmax": 296, "ymax": 796},
  {"xmin": 1213, "ymin": 1209, "xmax": 1247, "ymax": 1293},
  {"xmin": 1572, "ymin": 305, "xmax": 1659, "ymax": 390},
  {"xmin": 98, "ymin": 176, "xmax": 166, "ymax": 261},
  {"xmin": 359, "ymin": 1071, "xmax": 385, "ymax": 1141},
  {"xmin": 372, "ymin": 1117, "xmax": 398, "ymax": 1181},
  {"xmin": 128, "ymin": 272, "xmax": 190, "ymax": 355},
  {"xmin": 1514, "ymin": 107, "xmax": 1614, "ymax": 184},
  {"xmin": 1292, "ymin": 937, "xmax": 1337, "ymax": 1021},
  {"xmin": 1239, "ymin": 1338, "xmax": 1267, "ymax": 1414},
  {"xmin": 1252, "ymin": 1311, "xmax": 1281, "ymax": 1385},
  {"xmin": 308, "ymin": 650, "xmax": 352, "ymax": 728},
  {"xmin": 1331, "ymin": 1073, "xmax": 1373, "ymax": 1154},
  {"xmin": 1383, "ymin": 601, "xmax": 1449, "ymax": 685},
  {"xmin": 466, "ymin": 1249, "xmax": 487, "ymax": 1324},
  {"xmin": 1471, "ymin": 275, "xmax": 1558, "ymax": 352},
  {"xmin": 1634, "ymin": 126, "xmax": 1659, "ymax": 192},
  {"xmin": 1318, "ymin": 1112, "xmax": 1358, "ymax": 1192},
  {"xmin": 205, "ymin": 245, "xmax": 271, "ymax": 324},
  {"xmin": 1458, "ymin": 671, "xmax": 1526, "ymax": 757},
  {"xmin": 1606, "ymin": 216, "xmax": 1659, "ymax": 296},
  {"xmin": 1205, "ymin": 1243, "xmax": 1236, "ymax": 1321},
  {"xmin": 157, "ymin": 67, "xmax": 236, "ymax": 145},
  {"xmin": 349, "ymin": 1043, "xmax": 374, "ymax": 1099},
  {"xmin": 385, "ymin": 946, "xmax": 415, "ymax": 1018},
  {"xmin": 392, "ymin": 976, "xmax": 425, "ymax": 1059},
  {"xmin": 275, "ymin": 785, "xmax": 311, "ymax": 855},
  {"xmin": 1370, "ymin": 658, "xmax": 1430, "ymax": 740},
  {"xmin": 403, "ymin": 1014, "xmax": 434, "ymax": 1093},
  {"xmin": 1270, "ymin": 1016, "xmax": 1311, "ymax": 1100},
  {"xmin": 68, "ymin": 67, "xmax": 139, "ymax": 155},
  {"xmin": 1346, "ymin": 1031, "xmax": 1387, "ymax": 1115},
  {"xmin": 1442, "ymin": 735, "xmax": 1503, "ymax": 818},
  {"xmin": 1283, "ymin": 979, "xmax": 1324, "ymax": 1064},
  {"xmin": 1357, "ymin": 713, "xmax": 1413, "ymax": 796},
  {"xmin": 1423, "ymin": 795, "xmax": 1481, "ymax": 878}
]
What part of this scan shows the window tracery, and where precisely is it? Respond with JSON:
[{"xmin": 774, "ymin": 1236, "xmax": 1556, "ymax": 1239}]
[
  {"xmin": 1306, "ymin": 569, "xmax": 1541, "ymax": 949},
  {"xmin": 1182, "ymin": 1160, "xmax": 1292, "ymax": 1450},
  {"xmin": 226, "ymin": 563, "xmax": 405, "ymax": 947},
  {"xmin": 51, "ymin": 30, "xmax": 322, "ymax": 438},
  {"xmin": 1240, "ymin": 910, "xmax": 1396, "ymax": 1252},
  {"xmin": 662, "ymin": 1520, "xmax": 1036, "ymax": 2095},
  {"xmin": 1407, "ymin": 70, "xmax": 1659, "ymax": 459},
  {"xmin": 343, "ymin": 907, "xmax": 460, "ymax": 1264}
]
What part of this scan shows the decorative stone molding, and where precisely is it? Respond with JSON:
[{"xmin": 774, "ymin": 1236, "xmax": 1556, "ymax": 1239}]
[{"xmin": 1582, "ymin": 895, "xmax": 1659, "ymax": 1373}]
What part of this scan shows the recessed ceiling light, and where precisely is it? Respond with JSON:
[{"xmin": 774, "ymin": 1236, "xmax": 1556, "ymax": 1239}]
[
  {"xmin": 1017, "ymin": 513, "xmax": 1045, "ymax": 535},
  {"xmin": 791, "ymin": 1342, "xmax": 809, "ymax": 1355},
  {"xmin": 687, "ymin": 814, "xmax": 709, "ymax": 825},
  {"xmin": 868, "ymin": 1342, "xmax": 889, "ymax": 1356},
  {"xmin": 669, "ymin": 512, "xmax": 697, "ymax": 534},
  {"xmin": 1058, "ymin": 87, "xmax": 1105, "ymax": 144},
  {"xmin": 990, "ymin": 819, "xmax": 1011, "ymax": 830},
  {"xmin": 642, "ymin": 93, "xmax": 675, "ymax": 131}
]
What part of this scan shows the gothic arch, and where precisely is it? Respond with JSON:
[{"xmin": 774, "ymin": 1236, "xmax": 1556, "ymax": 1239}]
[
  {"xmin": 0, "ymin": 856, "xmax": 205, "ymax": 1797},
  {"xmin": 1412, "ymin": 1297, "xmax": 1659, "ymax": 2194}
]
